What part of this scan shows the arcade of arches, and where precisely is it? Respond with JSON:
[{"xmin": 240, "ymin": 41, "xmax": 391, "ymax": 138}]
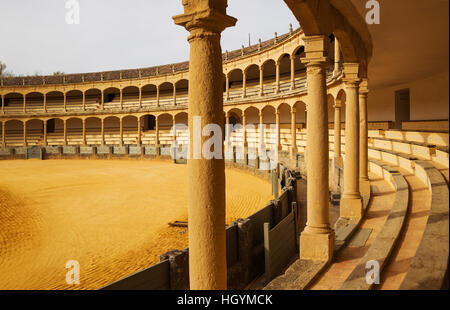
[{"xmin": 0, "ymin": 0, "xmax": 448, "ymax": 291}]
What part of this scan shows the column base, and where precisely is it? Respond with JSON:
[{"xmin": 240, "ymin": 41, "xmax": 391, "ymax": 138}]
[
  {"xmin": 340, "ymin": 195, "xmax": 363, "ymax": 221},
  {"xmin": 360, "ymin": 179, "xmax": 371, "ymax": 198},
  {"xmin": 300, "ymin": 230, "xmax": 335, "ymax": 262}
]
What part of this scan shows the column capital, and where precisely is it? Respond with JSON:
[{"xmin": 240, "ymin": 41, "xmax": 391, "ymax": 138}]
[
  {"xmin": 359, "ymin": 78, "xmax": 369, "ymax": 95},
  {"xmin": 173, "ymin": 4, "xmax": 236, "ymax": 39},
  {"xmin": 342, "ymin": 63, "xmax": 361, "ymax": 86},
  {"xmin": 291, "ymin": 107, "xmax": 297, "ymax": 114},
  {"xmin": 301, "ymin": 35, "xmax": 329, "ymax": 66},
  {"xmin": 334, "ymin": 102, "xmax": 343, "ymax": 109}
]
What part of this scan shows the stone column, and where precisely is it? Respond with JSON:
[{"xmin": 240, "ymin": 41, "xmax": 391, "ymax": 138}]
[
  {"xmin": 2, "ymin": 121, "xmax": 5, "ymax": 148},
  {"xmin": 101, "ymin": 91, "xmax": 104, "ymax": 110},
  {"xmin": 43, "ymin": 120, "xmax": 48, "ymax": 147},
  {"xmin": 172, "ymin": 116, "xmax": 177, "ymax": 144},
  {"xmin": 137, "ymin": 117, "xmax": 142, "ymax": 146},
  {"xmin": 82, "ymin": 92, "xmax": 86, "ymax": 111},
  {"xmin": 299, "ymin": 35, "xmax": 334, "ymax": 262},
  {"xmin": 341, "ymin": 63, "xmax": 363, "ymax": 221},
  {"xmin": 173, "ymin": 83, "xmax": 177, "ymax": 106},
  {"xmin": 155, "ymin": 116, "xmax": 160, "ymax": 148},
  {"xmin": 43, "ymin": 93, "xmax": 47, "ymax": 113},
  {"xmin": 156, "ymin": 86, "xmax": 160, "ymax": 107},
  {"xmin": 275, "ymin": 61, "xmax": 280, "ymax": 94},
  {"xmin": 359, "ymin": 78, "xmax": 370, "ymax": 193},
  {"xmin": 290, "ymin": 54, "xmax": 296, "ymax": 91},
  {"xmin": 63, "ymin": 119, "xmax": 67, "ymax": 146},
  {"xmin": 334, "ymin": 100, "xmax": 343, "ymax": 163},
  {"xmin": 1, "ymin": 95, "xmax": 4, "ymax": 114},
  {"xmin": 120, "ymin": 89, "xmax": 123, "ymax": 110},
  {"xmin": 119, "ymin": 118, "xmax": 123, "ymax": 147},
  {"xmin": 259, "ymin": 110, "xmax": 265, "ymax": 151},
  {"xmin": 290, "ymin": 106, "xmax": 297, "ymax": 157},
  {"xmin": 101, "ymin": 118, "xmax": 105, "ymax": 146},
  {"xmin": 63, "ymin": 93, "xmax": 67, "ymax": 112},
  {"xmin": 23, "ymin": 121, "xmax": 27, "ymax": 147},
  {"xmin": 225, "ymin": 111, "xmax": 231, "ymax": 152},
  {"xmin": 276, "ymin": 111, "xmax": 281, "ymax": 150},
  {"xmin": 242, "ymin": 113, "xmax": 247, "ymax": 149},
  {"xmin": 333, "ymin": 38, "xmax": 341, "ymax": 77},
  {"xmin": 82, "ymin": 119, "xmax": 86, "ymax": 146},
  {"xmin": 225, "ymin": 74, "xmax": 230, "ymax": 100},
  {"xmin": 173, "ymin": 1, "xmax": 236, "ymax": 290},
  {"xmin": 242, "ymin": 71, "xmax": 247, "ymax": 98},
  {"xmin": 23, "ymin": 95, "xmax": 26, "ymax": 113},
  {"xmin": 259, "ymin": 66, "xmax": 264, "ymax": 96},
  {"xmin": 139, "ymin": 88, "xmax": 143, "ymax": 108}
]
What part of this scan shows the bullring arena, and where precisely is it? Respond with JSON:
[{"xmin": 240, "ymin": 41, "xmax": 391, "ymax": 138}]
[{"xmin": 0, "ymin": 0, "xmax": 449, "ymax": 291}]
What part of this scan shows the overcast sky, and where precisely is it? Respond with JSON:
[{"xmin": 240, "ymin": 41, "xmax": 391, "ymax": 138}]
[{"xmin": 0, "ymin": 0, "xmax": 299, "ymax": 76}]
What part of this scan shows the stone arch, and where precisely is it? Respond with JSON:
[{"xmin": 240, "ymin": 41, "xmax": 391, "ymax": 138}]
[
  {"xmin": 277, "ymin": 103, "xmax": 291, "ymax": 125},
  {"xmin": 158, "ymin": 82, "xmax": 175, "ymax": 106},
  {"xmin": 122, "ymin": 115, "xmax": 139, "ymax": 144},
  {"xmin": 141, "ymin": 84, "xmax": 158, "ymax": 107},
  {"xmin": 262, "ymin": 105, "xmax": 276, "ymax": 125},
  {"xmin": 244, "ymin": 64, "xmax": 260, "ymax": 94},
  {"xmin": 103, "ymin": 87, "xmax": 120, "ymax": 106},
  {"xmin": 244, "ymin": 106, "xmax": 260, "ymax": 124},
  {"xmin": 262, "ymin": 59, "xmax": 276, "ymax": 94},
  {"xmin": 85, "ymin": 88, "xmax": 102, "ymax": 109},
  {"xmin": 65, "ymin": 117, "xmax": 83, "ymax": 144},
  {"xmin": 227, "ymin": 108, "xmax": 243, "ymax": 125},
  {"xmin": 5, "ymin": 119, "xmax": 24, "ymax": 146},
  {"xmin": 4, "ymin": 92, "xmax": 24, "ymax": 112},
  {"xmin": 175, "ymin": 79, "xmax": 189, "ymax": 105},
  {"xmin": 282, "ymin": 0, "xmax": 371, "ymax": 77},
  {"xmin": 227, "ymin": 68, "xmax": 244, "ymax": 98},
  {"xmin": 66, "ymin": 90, "xmax": 83, "ymax": 111},
  {"xmin": 327, "ymin": 94, "xmax": 336, "ymax": 123},
  {"xmin": 293, "ymin": 100, "xmax": 307, "ymax": 125},
  {"xmin": 175, "ymin": 111, "xmax": 188, "ymax": 125},
  {"xmin": 122, "ymin": 86, "xmax": 140, "ymax": 106},
  {"xmin": 25, "ymin": 119, "xmax": 44, "ymax": 146},
  {"xmin": 25, "ymin": 92, "xmax": 44, "ymax": 111},
  {"xmin": 158, "ymin": 113, "xmax": 173, "ymax": 130},
  {"xmin": 85, "ymin": 116, "xmax": 101, "ymax": 134},
  {"xmin": 45, "ymin": 91, "xmax": 65, "ymax": 111}
]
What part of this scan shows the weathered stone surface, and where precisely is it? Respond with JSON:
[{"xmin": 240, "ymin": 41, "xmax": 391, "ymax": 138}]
[
  {"xmin": 160, "ymin": 249, "xmax": 189, "ymax": 290},
  {"xmin": 63, "ymin": 146, "xmax": 77, "ymax": 155},
  {"xmin": 97, "ymin": 146, "xmax": 111, "ymax": 155},
  {"xmin": 144, "ymin": 146, "xmax": 157, "ymax": 155},
  {"xmin": 45, "ymin": 146, "xmax": 60, "ymax": 155},
  {"xmin": 0, "ymin": 148, "xmax": 11, "ymax": 156},
  {"xmin": 79, "ymin": 146, "xmax": 94, "ymax": 155},
  {"xmin": 113, "ymin": 146, "xmax": 128, "ymax": 155},
  {"xmin": 263, "ymin": 259, "xmax": 327, "ymax": 290},
  {"xmin": 160, "ymin": 147, "xmax": 171, "ymax": 156},
  {"xmin": 15, "ymin": 147, "xmax": 27, "ymax": 155},
  {"xmin": 129, "ymin": 146, "xmax": 143, "ymax": 156}
]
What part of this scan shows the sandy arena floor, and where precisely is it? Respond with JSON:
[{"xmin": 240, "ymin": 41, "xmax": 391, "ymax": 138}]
[{"xmin": 0, "ymin": 159, "xmax": 272, "ymax": 290}]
